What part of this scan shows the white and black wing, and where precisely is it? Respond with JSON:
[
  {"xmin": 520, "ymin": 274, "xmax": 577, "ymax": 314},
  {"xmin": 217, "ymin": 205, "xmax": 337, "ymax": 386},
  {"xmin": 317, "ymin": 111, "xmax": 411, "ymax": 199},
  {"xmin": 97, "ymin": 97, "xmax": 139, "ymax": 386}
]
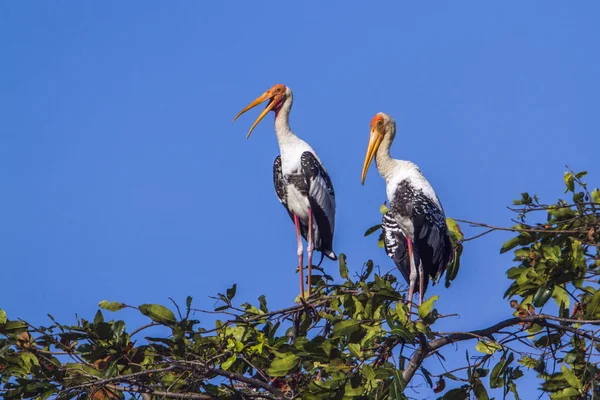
[
  {"xmin": 410, "ymin": 193, "xmax": 452, "ymax": 283},
  {"xmin": 382, "ymin": 211, "xmax": 420, "ymax": 291},
  {"xmin": 273, "ymin": 156, "xmax": 294, "ymax": 221},
  {"xmin": 391, "ymin": 180, "xmax": 452, "ymax": 286},
  {"xmin": 301, "ymin": 151, "xmax": 336, "ymax": 260}
]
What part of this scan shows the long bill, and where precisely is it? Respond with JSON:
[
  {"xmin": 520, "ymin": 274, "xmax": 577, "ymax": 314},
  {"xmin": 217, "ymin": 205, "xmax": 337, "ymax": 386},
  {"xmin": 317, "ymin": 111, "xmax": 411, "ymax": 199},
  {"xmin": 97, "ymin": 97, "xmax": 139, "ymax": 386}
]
[
  {"xmin": 361, "ymin": 128, "xmax": 384, "ymax": 184},
  {"xmin": 233, "ymin": 91, "xmax": 281, "ymax": 139}
]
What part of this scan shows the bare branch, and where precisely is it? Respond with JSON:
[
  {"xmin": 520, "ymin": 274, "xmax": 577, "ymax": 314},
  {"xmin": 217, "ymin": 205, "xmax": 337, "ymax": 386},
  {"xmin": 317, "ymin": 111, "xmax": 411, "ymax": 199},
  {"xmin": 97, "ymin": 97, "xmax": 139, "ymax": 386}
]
[
  {"xmin": 104, "ymin": 384, "xmax": 213, "ymax": 399},
  {"xmin": 454, "ymin": 219, "xmax": 582, "ymax": 234},
  {"xmin": 402, "ymin": 314, "xmax": 600, "ymax": 385},
  {"xmin": 176, "ymin": 360, "xmax": 286, "ymax": 400}
]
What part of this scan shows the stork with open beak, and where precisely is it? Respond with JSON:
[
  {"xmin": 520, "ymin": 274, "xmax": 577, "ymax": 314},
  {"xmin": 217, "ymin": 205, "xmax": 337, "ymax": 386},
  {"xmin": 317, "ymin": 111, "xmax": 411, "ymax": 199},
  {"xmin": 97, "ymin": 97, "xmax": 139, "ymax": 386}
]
[
  {"xmin": 361, "ymin": 112, "xmax": 453, "ymax": 312},
  {"xmin": 233, "ymin": 84, "xmax": 336, "ymax": 300}
]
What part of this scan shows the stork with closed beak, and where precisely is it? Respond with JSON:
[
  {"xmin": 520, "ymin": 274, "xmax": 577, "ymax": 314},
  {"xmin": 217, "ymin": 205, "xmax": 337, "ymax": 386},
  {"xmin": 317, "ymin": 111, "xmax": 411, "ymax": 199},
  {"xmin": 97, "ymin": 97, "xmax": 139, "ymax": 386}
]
[{"xmin": 361, "ymin": 112, "xmax": 452, "ymax": 311}]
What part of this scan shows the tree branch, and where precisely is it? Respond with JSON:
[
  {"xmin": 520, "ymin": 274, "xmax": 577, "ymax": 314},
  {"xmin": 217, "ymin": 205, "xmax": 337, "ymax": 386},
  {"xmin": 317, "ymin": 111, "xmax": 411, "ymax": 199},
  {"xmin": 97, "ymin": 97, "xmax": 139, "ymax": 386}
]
[
  {"xmin": 66, "ymin": 366, "xmax": 177, "ymax": 391},
  {"xmin": 454, "ymin": 219, "xmax": 582, "ymax": 234},
  {"xmin": 176, "ymin": 361, "xmax": 286, "ymax": 400},
  {"xmin": 104, "ymin": 384, "xmax": 213, "ymax": 399},
  {"xmin": 402, "ymin": 315, "xmax": 600, "ymax": 385}
]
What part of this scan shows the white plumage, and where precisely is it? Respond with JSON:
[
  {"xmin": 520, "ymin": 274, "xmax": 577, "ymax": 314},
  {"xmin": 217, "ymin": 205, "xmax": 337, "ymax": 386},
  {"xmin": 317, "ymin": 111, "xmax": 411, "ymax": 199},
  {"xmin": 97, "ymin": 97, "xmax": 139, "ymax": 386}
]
[
  {"xmin": 234, "ymin": 84, "xmax": 336, "ymax": 299},
  {"xmin": 361, "ymin": 112, "xmax": 453, "ymax": 311}
]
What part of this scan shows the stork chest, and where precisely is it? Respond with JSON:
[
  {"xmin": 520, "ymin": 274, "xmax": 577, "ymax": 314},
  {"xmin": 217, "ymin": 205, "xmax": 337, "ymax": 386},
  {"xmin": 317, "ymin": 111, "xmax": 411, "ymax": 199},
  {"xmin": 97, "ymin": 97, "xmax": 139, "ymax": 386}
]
[
  {"xmin": 282, "ymin": 172, "xmax": 311, "ymax": 220},
  {"xmin": 283, "ymin": 173, "xmax": 309, "ymax": 196},
  {"xmin": 387, "ymin": 180, "xmax": 421, "ymax": 236},
  {"xmin": 388, "ymin": 180, "xmax": 417, "ymax": 214}
]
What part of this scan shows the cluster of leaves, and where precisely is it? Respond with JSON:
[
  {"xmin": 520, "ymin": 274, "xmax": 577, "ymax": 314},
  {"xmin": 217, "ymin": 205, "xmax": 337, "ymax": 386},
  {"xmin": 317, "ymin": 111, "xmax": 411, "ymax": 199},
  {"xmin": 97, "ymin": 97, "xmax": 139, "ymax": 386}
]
[
  {"xmin": 0, "ymin": 258, "xmax": 451, "ymax": 399},
  {"xmin": 0, "ymin": 171, "xmax": 599, "ymax": 400},
  {"xmin": 498, "ymin": 170, "xmax": 600, "ymax": 399}
]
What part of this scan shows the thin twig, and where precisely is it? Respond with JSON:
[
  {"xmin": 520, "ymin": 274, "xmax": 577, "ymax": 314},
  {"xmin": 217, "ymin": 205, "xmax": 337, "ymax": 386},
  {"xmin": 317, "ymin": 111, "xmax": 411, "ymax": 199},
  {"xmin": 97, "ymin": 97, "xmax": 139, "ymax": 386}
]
[{"xmin": 454, "ymin": 219, "xmax": 581, "ymax": 234}]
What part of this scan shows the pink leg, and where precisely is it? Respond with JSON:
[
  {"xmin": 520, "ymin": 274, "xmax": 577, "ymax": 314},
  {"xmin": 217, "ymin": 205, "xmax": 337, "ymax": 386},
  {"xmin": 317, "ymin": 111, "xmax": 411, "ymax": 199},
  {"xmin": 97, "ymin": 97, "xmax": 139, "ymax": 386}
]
[
  {"xmin": 406, "ymin": 238, "xmax": 417, "ymax": 315},
  {"xmin": 294, "ymin": 214, "xmax": 305, "ymax": 300},
  {"xmin": 307, "ymin": 208, "xmax": 314, "ymax": 297},
  {"xmin": 418, "ymin": 260, "xmax": 425, "ymax": 305}
]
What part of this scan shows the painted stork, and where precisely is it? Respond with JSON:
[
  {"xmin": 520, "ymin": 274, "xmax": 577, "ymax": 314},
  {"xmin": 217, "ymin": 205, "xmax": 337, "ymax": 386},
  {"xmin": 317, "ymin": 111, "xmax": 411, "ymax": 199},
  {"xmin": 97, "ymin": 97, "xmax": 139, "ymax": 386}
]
[
  {"xmin": 233, "ymin": 84, "xmax": 336, "ymax": 299},
  {"xmin": 361, "ymin": 112, "xmax": 452, "ymax": 311}
]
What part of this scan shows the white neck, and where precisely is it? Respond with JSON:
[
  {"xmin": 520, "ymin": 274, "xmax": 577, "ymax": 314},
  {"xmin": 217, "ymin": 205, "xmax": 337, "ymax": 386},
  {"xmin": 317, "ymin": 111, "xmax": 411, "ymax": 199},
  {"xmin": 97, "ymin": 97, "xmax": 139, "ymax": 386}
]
[
  {"xmin": 375, "ymin": 125, "xmax": 398, "ymax": 183},
  {"xmin": 273, "ymin": 94, "xmax": 299, "ymax": 149}
]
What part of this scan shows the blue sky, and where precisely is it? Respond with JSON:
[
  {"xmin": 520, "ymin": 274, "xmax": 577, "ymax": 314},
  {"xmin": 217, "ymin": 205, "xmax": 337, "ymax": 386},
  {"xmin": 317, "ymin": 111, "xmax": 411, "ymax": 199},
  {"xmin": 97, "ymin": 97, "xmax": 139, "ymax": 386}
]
[{"xmin": 1, "ymin": 2, "xmax": 599, "ymax": 397}]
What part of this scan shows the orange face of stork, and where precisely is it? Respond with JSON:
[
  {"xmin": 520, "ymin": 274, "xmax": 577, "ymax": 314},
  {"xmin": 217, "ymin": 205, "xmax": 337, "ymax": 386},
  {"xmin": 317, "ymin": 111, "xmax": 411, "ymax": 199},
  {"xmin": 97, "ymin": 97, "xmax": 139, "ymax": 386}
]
[
  {"xmin": 233, "ymin": 84, "xmax": 288, "ymax": 139},
  {"xmin": 361, "ymin": 113, "xmax": 387, "ymax": 185}
]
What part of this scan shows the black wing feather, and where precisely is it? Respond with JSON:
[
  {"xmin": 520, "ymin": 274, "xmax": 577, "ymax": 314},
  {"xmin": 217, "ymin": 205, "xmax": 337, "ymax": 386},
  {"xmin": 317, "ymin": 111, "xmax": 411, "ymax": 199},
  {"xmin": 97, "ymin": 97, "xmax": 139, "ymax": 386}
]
[
  {"xmin": 273, "ymin": 156, "xmax": 295, "ymax": 222},
  {"xmin": 410, "ymin": 193, "xmax": 452, "ymax": 284},
  {"xmin": 301, "ymin": 152, "xmax": 336, "ymax": 260},
  {"xmin": 382, "ymin": 211, "xmax": 423, "ymax": 292},
  {"xmin": 388, "ymin": 180, "xmax": 453, "ymax": 293}
]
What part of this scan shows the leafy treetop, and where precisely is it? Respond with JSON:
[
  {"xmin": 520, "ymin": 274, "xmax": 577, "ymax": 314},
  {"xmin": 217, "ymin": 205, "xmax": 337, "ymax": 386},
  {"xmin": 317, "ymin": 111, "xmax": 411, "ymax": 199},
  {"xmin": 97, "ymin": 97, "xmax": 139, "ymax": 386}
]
[{"xmin": 1, "ymin": 170, "xmax": 599, "ymax": 399}]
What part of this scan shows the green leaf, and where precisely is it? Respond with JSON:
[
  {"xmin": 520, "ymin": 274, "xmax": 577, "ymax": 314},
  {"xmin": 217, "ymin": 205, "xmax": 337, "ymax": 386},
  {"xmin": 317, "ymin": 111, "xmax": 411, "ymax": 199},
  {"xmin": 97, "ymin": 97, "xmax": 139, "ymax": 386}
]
[
  {"xmin": 475, "ymin": 340, "xmax": 502, "ymax": 355},
  {"xmin": 584, "ymin": 289, "xmax": 600, "ymax": 319},
  {"xmin": 380, "ymin": 203, "xmax": 389, "ymax": 214},
  {"xmin": 509, "ymin": 382, "xmax": 520, "ymax": 400},
  {"xmin": 267, "ymin": 353, "xmax": 299, "ymax": 377},
  {"xmin": 564, "ymin": 172, "xmax": 574, "ymax": 193},
  {"xmin": 93, "ymin": 310, "xmax": 104, "ymax": 325},
  {"xmin": 473, "ymin": 378, "xmax": 489, "ymax": 400},
  {"xmin": 533, "ymin": 285, "xmax": 554, "ymax": 307},
  {"xmin": 226, "ymin": 284, "xmax": 237, "ymax": 300},
  {"xmin": 500, "ymin": 236, "xmax": 521, "ymax": 254},
  {"xmin": 446, "ymin": 218, "xmax": 464, "ymax": 241},
  {"xmin": 418, "ymin": 295, "xmax": 439, "ymax": 318},
  {"xmin": 3, "ymin": 383, "xmax": 55, "ymax": 399},
  {"xmin": 221, "ymin": 355, "xmax": 237, "ymax": 370},
  {"xmin": 0, "ymin": 309, "xmax": 6, "ymax": 325},
  {"xmin": 344, "ymin": 383, "xmax": 365, "ymax": 396},
  {"xmin": 362, "ymin": 260, "xmax": 374, "ymax": 281},
  {"xmin": 445, "ymin": 244, "xmax": 462, "ymax": 288},
  {"xmin": 390, "ymin": 326, "xmax": 413, "ymax": 342},
  {"xmin": 592, "ymin": 188, "xmax": 600, "ymax": 204},
  {"xmin": 475, "ymin": 368, "xmax": 489, "ymax": 378},
  {"xmin": 395, "ymin": 301, "xmax": 409, "ymax": 325},
  {"xmin": 0, "ymin": 320, "xmax": 28, "ymax": 334},
  {"xmin": 98, "ymin": 300, "xmax": 125, "ymax": 312},
  {"xmin": 390, "ymin": 370, "xmax": 405, "ymax": 399},
  {"xmin": 550, "ymin": 387, "xmax": 580, "ymax": 399},
  {"xmin": 21, "ymin": 352, "xmax": 39, "ymax": 368},
  {"xmin": 552, "ymin": 285, "xmax": 570, "ymax": 310},
  {"xmin": 560, "ymin": 365, "xmax": 582, "ymax": 390},
  {"xmin": 542, "ymin": 245, "xmax": 561, "ymax": 262},
  {"xmin": 490, "ymin": 359, "xmax": 507, "ymax": 388},
  {"xmin": 161, "ymin": 372, "xmax": 186, "ymax": 390},
  {"xmin": 339, "ymin": 253, "xmax": 348, "ymax": 279},
  {"xmin": 333, "ymin": 320, "xmax": 361, "ymax": 337},
  {"xmin": 442, "ymin": 387, "xmax": 469, "ymax": 399},
  {"xmin": 112, "ymin": 320, "xmax": 126, "ymax": 339},
  {"xmin": 364, "ymin": 224, "xmax": 382, "ymax": 237},
  {"xmin": 348, "ymin": 343, "xmax": 362, "ymax": 358},
  {"xmin": 518, "ymin": 355, "xmax": 537, "ymax": 369},
  {"xmin": 139, "ymin": 304, "xmax": 177, "ymax": 325},
  {"xmin": 258, "ymin": 294, "xmax": 268, "ymax": 313}
]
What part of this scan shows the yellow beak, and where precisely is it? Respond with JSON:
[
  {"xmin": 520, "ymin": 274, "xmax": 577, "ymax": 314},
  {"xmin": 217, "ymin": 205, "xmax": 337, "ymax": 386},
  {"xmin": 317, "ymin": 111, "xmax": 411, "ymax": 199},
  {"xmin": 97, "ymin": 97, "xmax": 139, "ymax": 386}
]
[
  {"xmin": 233, "ymin": 91, "xmax": 282, "ymax": 139},
  {"xmin": 361, "ymin": 128, "xmax": 384, "ymax": 185}
]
